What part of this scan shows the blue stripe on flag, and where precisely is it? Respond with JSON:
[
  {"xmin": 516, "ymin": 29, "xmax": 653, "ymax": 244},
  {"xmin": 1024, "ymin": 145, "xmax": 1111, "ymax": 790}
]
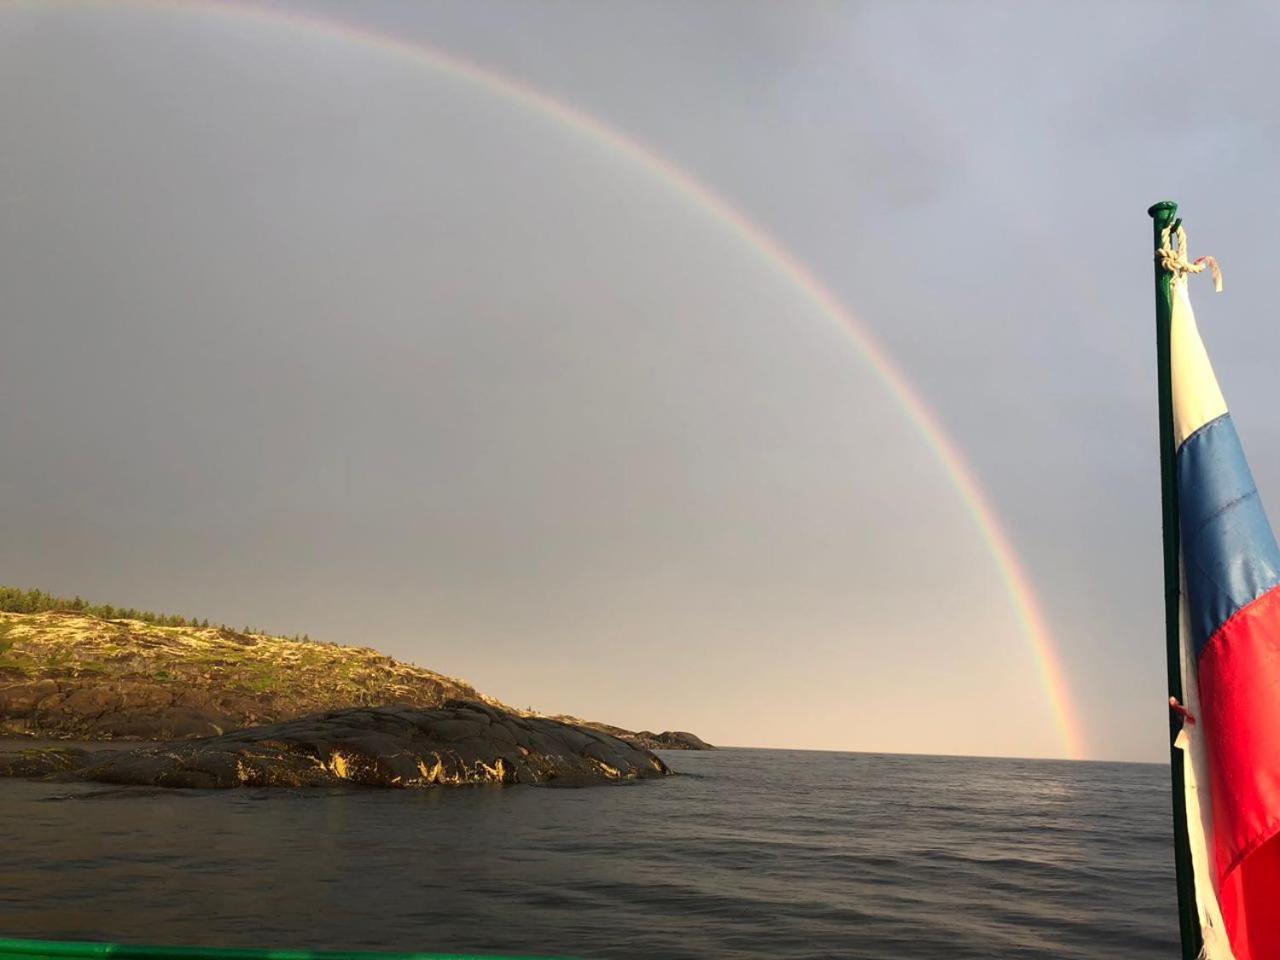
[{"xmin": 1179, "ymin": 413, "xmax": 1280, "ymax": 655}]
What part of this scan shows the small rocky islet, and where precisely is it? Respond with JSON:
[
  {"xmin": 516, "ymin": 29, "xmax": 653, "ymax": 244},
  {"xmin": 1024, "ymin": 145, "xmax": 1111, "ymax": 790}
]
[{"xmin": 0, "ymin": 598, "xmax": 711, "ymax": 790}]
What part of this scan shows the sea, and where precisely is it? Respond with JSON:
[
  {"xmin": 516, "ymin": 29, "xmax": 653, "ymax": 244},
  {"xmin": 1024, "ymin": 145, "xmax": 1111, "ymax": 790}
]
[{"xmin": 0, "ymin": 746, "xmax": 1179, "ymax": 959}]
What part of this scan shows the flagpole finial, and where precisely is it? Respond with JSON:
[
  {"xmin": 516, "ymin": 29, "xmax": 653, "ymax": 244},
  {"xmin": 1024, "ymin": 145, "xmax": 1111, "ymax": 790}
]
[{"xmin": 1149, "ymin": 200, "xmax": 1179, "ymax": 223}]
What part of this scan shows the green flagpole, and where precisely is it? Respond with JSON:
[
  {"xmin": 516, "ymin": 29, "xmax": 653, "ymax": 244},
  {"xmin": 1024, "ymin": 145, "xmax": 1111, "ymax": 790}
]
[{"xmin": 1148, "ymin": 199, "xmax": 1201, "ymax": 960}]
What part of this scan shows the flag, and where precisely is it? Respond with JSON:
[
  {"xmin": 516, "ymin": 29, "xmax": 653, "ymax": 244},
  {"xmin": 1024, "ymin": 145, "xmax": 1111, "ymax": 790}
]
[{"xmin": 1166, "ymin": 223, "xmax": 1280, "ymax": 960}]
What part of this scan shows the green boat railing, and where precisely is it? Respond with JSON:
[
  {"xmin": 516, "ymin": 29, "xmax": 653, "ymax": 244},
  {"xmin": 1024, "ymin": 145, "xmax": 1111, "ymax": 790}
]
[{"xmin": 0, "ymin": 939, "xmax": 557, "ymax": 960}]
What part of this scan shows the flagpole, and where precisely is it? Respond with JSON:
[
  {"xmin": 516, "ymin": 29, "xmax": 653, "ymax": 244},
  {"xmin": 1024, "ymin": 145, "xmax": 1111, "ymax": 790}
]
[{"xmin": 1149, "ymin": 199, "xmax": 1201, "ymax": 959}]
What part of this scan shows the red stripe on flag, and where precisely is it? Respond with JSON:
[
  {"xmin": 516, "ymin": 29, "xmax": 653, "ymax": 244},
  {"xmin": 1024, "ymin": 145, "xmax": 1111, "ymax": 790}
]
[
  {"xmin": 1218, "ymin": 834, "xmax": 1280, "ymax": 960},
  {"xmin": 1198, "ymin": 584, "xmax": 1280, "ymax": 959}
]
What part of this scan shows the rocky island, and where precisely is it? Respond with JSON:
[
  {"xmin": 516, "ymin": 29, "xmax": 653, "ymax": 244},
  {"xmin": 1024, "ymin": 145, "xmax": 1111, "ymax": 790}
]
[{"xmin": 0, "ymin": 588, "xmax": 712, "ymax": 790}]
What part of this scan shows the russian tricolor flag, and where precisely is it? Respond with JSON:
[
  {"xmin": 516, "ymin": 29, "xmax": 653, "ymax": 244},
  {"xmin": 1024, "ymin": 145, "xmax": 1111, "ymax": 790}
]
[{"xmin": 1171, "ymin": 255, "xmax": 1280, "ymax": 959}]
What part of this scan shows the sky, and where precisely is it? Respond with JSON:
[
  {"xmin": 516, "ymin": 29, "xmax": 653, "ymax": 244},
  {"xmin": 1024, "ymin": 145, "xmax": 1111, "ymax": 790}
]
[{"xmin": 3, "ymin": 0, "xmax": 1279, "ymax": 761}]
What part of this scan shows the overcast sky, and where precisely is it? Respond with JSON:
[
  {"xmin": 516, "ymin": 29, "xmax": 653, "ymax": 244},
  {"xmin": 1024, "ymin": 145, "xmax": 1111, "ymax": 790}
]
[{"xmin": 4, "ymin": 0, "xmax": 1279, "ymax": 761}]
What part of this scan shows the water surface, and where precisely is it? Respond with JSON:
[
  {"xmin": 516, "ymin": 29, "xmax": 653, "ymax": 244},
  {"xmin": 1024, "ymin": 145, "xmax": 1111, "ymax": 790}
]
[{"xmin": 0, "ymin": 747, "xmax": 1179, "ymax": 958}]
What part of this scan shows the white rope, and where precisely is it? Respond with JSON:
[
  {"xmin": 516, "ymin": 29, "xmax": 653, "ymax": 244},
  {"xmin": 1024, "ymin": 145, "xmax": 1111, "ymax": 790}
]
[{"xmin": 1158, "ymin": 223, "xmax": 1223, "ymax": 292}]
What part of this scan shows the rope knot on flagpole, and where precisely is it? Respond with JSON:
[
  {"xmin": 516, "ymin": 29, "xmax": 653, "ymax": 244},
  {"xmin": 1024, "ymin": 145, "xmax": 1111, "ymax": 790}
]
[
  {"xmin": 1169, "ymin": 696, "xmax": 1197, "ymax": 725},
  {"xmin": 1157, "ymin": 223, "xmax": 1223, "ymax": 293}
]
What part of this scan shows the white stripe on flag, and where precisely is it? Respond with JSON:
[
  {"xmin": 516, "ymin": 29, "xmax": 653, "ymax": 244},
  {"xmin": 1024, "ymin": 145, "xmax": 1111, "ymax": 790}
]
[
  {"xmin": 1171, "ymin": 279, "xmax": 1228, "ymax": 449},
  {"xmin": 1178, "ymin": 565, "xmax": 1235, "ymax": 959}
]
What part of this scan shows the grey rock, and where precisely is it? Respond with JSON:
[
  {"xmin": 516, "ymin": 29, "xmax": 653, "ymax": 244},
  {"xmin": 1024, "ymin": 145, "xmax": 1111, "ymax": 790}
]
[{"xmin": 0, "ymin": 700, "xmax": 671, "ymax": 790}]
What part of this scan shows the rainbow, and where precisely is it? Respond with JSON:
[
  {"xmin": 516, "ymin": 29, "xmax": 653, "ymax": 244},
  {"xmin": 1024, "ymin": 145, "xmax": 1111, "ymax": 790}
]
[{"xmin": 41, "ymin": 0, "xmax": 1086, "ymax": 760}]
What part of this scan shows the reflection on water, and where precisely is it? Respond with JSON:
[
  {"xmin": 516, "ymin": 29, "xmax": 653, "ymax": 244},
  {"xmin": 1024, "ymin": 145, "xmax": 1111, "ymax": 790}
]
[{"xmin": 0, "ymin": 747, "xmax": 1177, "ymax": 959}]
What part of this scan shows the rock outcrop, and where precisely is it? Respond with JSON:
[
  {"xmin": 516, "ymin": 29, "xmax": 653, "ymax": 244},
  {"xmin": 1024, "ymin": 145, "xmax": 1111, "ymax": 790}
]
[
  {"xmin": 633, "ymin": 730, "xmax": 715, "ymax": 751},
  {"xmin": 0, "ymin": 700, "xmax": 670, "ymax": 789},
  {"xmin": 547, "ymin": 716, "xmax": 715, "ymax": 751}
]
